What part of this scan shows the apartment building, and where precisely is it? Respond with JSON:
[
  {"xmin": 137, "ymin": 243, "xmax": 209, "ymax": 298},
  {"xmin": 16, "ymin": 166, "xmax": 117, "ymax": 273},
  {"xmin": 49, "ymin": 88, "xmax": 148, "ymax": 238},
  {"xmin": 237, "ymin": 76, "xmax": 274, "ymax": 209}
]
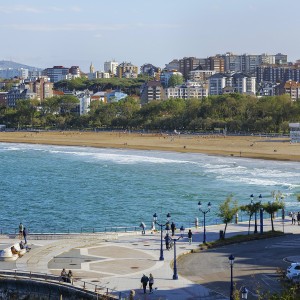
[
  {"xmin": 104, "ymin": 60, "xmax": 118, "ymax": 75},
  {"xmin": 116, "ymin": 62, "xmax": 138, "ymax": 78},
  {"xmin": 179, "ymin": 57, "xmax": 203, "ymax": 80},
  {"xmin": 166, "ymin": 82, "xmax": 208, "ymax": 99},
  {"xmin": 140, "ymin": 64, "xmax": 161, "ymax": 80},
  {"xmin": 160, "ymin": 70, "xmax": 183, "ymax": 88},
  {"xmin": 140, "ymin": 80, "xmax": 164, "ymax": 105},
  {"xmin": 276, "ymin": 80, "xmax": 300, "ymax": 101},
  {"xmin": 257, "ymin": 65, "xmax": 300, "ymax": 83},
  {"xmin": 189, "ymin": 70, "xmax": 215, "ymax": 82},
  {"xmin": 43, "ymin": 66, "xmax": 69, "ymax": 83}
]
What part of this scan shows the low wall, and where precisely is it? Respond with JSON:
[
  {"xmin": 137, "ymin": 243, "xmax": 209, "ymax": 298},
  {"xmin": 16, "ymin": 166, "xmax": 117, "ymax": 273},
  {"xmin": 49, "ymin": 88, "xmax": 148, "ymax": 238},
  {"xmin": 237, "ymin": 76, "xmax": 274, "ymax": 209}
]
[{"xmin": 0, "ymin": 277, "xmax": 116, "ymax": 300}]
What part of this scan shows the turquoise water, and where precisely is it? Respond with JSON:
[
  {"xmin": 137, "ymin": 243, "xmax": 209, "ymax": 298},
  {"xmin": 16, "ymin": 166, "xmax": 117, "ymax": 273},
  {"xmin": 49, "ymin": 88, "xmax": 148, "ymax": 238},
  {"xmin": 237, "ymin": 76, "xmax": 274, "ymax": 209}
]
[{"xmin": 1, "ymin": 143, "xmax": 299, "ymax": 233}]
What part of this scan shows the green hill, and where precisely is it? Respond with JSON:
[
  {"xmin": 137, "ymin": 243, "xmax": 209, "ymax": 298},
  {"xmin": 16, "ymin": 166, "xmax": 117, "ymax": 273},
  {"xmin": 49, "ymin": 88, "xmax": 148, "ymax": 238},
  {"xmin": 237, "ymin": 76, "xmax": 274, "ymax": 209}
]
[{"xmin": 0, "ymin": 60, "xmax": 42, "ymax": 71}]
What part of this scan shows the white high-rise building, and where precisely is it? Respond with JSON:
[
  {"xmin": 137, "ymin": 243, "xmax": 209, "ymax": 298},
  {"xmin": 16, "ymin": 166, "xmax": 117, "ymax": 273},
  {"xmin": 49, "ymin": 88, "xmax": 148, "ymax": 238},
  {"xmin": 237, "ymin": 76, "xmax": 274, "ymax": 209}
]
[{"xmin": 104, "ymin": 60, "xmax": 118, "ymax": 75}]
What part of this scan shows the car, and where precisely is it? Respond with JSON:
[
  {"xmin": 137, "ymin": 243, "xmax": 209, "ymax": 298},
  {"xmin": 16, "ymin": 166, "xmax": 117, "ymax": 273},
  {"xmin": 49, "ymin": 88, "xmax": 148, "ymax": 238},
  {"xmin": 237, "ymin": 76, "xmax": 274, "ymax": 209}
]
[{"xmin": 286, "ymin": 263, "xmax": 300, "ymax": 280}]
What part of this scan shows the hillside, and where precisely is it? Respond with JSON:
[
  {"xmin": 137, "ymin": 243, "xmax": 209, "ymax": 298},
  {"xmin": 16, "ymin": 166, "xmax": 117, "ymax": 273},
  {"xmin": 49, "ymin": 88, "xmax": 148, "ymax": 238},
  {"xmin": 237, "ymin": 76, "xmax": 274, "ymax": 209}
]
[{"xmin": 0, "ymin": 60, "xmax": 42, "ymax": 71}]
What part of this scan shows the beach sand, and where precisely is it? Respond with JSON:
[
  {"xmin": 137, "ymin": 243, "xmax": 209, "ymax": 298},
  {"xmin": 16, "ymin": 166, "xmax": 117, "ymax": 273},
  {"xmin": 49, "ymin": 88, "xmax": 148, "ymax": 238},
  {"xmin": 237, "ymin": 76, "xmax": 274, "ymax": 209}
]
[{"xmin": 0, "ymin": 131, "xmax": 300, "ymax": 161}]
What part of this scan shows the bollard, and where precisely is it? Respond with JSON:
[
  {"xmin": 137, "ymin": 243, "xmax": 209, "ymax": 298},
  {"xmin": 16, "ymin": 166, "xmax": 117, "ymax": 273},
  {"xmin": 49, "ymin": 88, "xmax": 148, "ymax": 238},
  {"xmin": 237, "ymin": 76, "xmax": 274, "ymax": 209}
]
[{"xmin": 235, "ymin": 213, "xmax": 238, "ymax": 224}]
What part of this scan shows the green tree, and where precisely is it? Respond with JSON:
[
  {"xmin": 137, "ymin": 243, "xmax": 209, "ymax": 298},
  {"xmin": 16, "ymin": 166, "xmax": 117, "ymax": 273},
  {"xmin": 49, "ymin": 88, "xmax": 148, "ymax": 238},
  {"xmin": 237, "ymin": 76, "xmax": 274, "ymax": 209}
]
[
  {"xmin": 240, "ymin": 203, "xmax": 257, "ymax": 235},
  {"xmin": 263, "ymin": 191, "xmax": 285, "ymax": 232},
  {"xmin": 217, "ymin": 195, "xmax": 239, "ymax": 238},
  {"xmin": 168, "ymin": 74, "xmax": 183, "ymax": 87}
]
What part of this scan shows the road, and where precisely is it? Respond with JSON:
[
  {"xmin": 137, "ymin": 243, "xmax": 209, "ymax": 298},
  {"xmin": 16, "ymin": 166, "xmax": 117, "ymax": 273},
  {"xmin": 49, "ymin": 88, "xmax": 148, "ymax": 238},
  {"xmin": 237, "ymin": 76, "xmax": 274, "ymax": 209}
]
[{"xmin": 178, "ymin": 233, "xmax": 300, "ymax": 299}]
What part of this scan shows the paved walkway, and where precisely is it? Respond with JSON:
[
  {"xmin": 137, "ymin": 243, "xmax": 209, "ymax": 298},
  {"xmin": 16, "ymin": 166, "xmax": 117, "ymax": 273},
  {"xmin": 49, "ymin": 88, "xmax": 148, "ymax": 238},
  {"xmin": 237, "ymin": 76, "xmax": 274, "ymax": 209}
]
[{"xmin": 0, "ymin": 217, "xmax": 299, "ymax": 300}]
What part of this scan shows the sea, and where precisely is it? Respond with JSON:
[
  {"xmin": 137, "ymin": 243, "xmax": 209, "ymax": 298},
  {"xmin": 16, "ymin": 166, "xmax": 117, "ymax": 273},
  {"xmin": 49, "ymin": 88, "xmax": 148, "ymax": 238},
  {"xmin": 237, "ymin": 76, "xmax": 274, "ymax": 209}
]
[{"xmin": 1, "ymin": 142, "xmax": 299, "ymax": 234}]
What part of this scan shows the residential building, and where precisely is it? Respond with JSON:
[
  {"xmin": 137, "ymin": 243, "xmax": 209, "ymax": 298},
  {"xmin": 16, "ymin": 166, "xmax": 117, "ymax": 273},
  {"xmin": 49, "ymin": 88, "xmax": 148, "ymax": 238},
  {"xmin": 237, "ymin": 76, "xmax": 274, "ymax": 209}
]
[
  {"xmin": 189, "ymin": 70, "xmax": 215, "ymax": 82},
  {"xmin": 276, "ymin": 80, "xmax": 300, "ymax": 101},
  {"xmin": 43, "ymin": 66, "xmax": 69, "ymax": 83},
  {"xmin": 116, "ymin": 62, "xmax": 138, "ymax": 78},
  {"xmin": 6, "ymin": 85, "xmax": 35, "ymax": 107},
  {"xmin": 208, "ymin": 73, "xmax": 255, "ymax": 95},
  {"xmin": 0, "ymin": 92, "xmax": 8, "ymax": 106},
  {"xmin": 104, "ymin": 60, "xmax": 118, "ymax": 76},
  {"xmin": 32, "ymin": 77, "xmax": 53, "ymax": 101},
  {"xmin": 106, "ymin": 90, "xmax": 128, "ymax": 103},
  {"xmin": 165, "ymin": 82, "xmax": 208, "ymax": 99},
  {"xmin": 140, "ymin": 80, "xmax": 164, "ymax": 105},
  {"xmin": 76, "ymin": 90, "xmax": 92, "ymax": 115},
  {"xmin": 165, "ymin": 59, "xmax": 180, "ymax": 72},
  {"xmin": 275, "ymin": 53, "xmax": 288, "ymax": 65},
  {"xmin": 69, "ymin": 66, "xmax": 81, "ymax": 77},
  {"xmin": 140, "ymin": 64, "xmax": 161, "ymax": 80},
  {"xmin": 256, "ymin": 65, "xmax": 300, "ymax": 83},
  {"xmin": 257, "ymin": 82, "xmax": 278, "ymax": 97},
  {"xmin": 179, "ymin": 57, "xmax": 202, "ymax": 80},
  {"xmin": 0, "ymin": 68, "xmax": 29, "ymax": 79},
  {"xmin": 206, "ymin": 56, "xmax": 225, "ymax": 73}
]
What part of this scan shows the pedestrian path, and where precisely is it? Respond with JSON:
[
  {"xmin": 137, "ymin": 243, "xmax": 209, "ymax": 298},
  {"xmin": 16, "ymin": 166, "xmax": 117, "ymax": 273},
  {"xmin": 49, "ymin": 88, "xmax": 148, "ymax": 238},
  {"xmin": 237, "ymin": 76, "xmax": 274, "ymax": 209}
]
[{"xmin": 0, "ymin": 217, "xmax": 299, "ymax": 300}]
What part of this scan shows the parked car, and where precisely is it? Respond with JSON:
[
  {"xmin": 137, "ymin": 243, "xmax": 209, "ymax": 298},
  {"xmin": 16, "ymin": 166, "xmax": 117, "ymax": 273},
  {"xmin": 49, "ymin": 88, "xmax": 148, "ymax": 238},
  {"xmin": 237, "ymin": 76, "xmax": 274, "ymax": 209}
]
[{"xmin": 286, "ymin": 263, "xmax": 300, "ymax": 279}]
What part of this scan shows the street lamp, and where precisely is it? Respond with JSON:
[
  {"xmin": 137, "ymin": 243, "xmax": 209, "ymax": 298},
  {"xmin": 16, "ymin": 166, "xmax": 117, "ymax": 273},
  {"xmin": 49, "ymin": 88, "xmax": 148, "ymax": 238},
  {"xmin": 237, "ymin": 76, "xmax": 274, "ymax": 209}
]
[
  {"xmin": 229, "ymin": 254, "xmax": 235, "ymax": 300},
  {"xmin": 180, "ymin": 225, "xmax": 185, "ymax": 238},
  {"xmin": 153, "ymin": 212, "xmax": 171, "ymax": 261},
  {"xmin": 171, "ymin": 236, "xmax": 181, "ymax": 280},
  {"xmin": 198, "ymin": 201, "xmax": 211, "ymax": 244},
  {"xmin": 250, "ymin": 194, "xmax": 262, "ymax": 234}
]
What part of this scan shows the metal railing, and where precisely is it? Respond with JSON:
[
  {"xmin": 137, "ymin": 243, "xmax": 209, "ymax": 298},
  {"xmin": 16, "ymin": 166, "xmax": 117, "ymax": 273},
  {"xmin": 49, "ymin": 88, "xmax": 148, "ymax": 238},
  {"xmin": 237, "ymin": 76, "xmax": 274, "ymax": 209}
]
[{"xmin": 0, "ymin": 269, "xmax": 128, "ymax": 299}]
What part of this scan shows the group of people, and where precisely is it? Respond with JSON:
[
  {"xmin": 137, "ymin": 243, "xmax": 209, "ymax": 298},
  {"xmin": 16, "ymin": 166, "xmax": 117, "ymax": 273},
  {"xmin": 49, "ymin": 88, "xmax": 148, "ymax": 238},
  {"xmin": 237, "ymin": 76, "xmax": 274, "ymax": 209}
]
[
  {"xmin": 19, "ymin": 222, "xmax": 28, "ymax": 244},
  {"xmin": 61, "ymin": 268, "xmax": 73, "ymax": 283},
  {"xmin": 140, "ymin": 273, "xmax": 154, "ymax": 294},
  {"xmin": 290, "ymin": 212, "xmax": 300, "ymax": 225}
]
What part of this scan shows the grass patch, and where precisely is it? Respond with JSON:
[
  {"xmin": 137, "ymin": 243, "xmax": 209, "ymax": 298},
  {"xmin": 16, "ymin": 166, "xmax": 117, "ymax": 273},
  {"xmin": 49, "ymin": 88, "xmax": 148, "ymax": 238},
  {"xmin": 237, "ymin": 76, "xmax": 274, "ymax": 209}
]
[{"xmin": 192, "ymin": 231, "xmax": 285, "ymax": 252}]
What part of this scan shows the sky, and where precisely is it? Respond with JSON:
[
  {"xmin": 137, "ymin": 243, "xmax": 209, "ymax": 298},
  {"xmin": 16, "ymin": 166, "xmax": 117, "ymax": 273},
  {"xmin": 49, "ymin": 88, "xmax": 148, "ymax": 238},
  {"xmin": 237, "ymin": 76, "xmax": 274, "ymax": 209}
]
[{"xmin": 1, "ymin": 0, "xmax": 299, "ymax": 73}]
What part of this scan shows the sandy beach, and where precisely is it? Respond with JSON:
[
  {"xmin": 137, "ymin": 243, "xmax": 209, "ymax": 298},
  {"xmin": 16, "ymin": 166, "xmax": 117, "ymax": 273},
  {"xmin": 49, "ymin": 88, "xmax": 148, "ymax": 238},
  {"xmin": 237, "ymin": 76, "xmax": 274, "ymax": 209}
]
[{"xmin": 0, "ymin": 131, "xmax": 300, "ymax": 161}]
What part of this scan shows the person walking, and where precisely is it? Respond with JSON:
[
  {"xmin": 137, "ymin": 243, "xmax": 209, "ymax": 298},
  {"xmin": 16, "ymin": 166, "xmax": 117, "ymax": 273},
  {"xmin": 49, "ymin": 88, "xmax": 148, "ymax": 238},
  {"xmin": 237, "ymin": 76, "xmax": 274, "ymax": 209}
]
[
  {"xmin": 297, "ymin": 212, "xmax": 300, "ymax": 225},
  {"xmin": 292, "ymin": 212, "xmax": 296, "ymax": 225},
  {"xmin": 171, "ymin": 222, "xmax": 176, "ymax": 236},
  {"xmin": 164, "ymin": 233, "xmax": 171, "ymax": 250},
  {"xmin": 188, "ymin": 229, "xmax": 193, "ymax": 244},
  {"xmin": 140, "ymin": 274, "xmax": 149, "ymax": 294},
  {"xmin": 18, "ymin": 223, "xmax": 24, "ymax": 239},
  {"xmin": 149, "ymin": 273, "xmax": 154, "ymax": 293},
  {"xmin": 23, "ymin": 227, "xmax": 28, "ymax": 244},
  {"xmin": 140, "ymin": 222, "xmax": 146, "ymax": 235}
]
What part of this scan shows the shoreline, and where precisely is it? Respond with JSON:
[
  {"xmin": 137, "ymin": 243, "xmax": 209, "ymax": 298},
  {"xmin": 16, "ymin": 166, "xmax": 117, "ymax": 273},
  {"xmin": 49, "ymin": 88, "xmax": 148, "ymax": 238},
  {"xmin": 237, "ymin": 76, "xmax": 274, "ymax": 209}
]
[{"xmin": 1, "ymin": 131, "xmax": 300, "ymax": 162}]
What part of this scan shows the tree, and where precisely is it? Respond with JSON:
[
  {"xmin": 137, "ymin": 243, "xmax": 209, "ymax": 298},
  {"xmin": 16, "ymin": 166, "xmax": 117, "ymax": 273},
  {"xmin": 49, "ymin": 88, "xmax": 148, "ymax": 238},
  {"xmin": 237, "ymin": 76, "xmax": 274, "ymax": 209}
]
[
  {"xmin": 168, "ymin": 74, "xmax": 183, "ymax": 87},
  {"xmin": 217, "ymin": 195, "xmax": 239, "ymax": 238},
  {"xmin": 263, "ymin": 192, "xmax": 285, "ymax": 232},
  {"xmin": 240, "ymin": 203, "xmax": 257, "ymax": 235}
]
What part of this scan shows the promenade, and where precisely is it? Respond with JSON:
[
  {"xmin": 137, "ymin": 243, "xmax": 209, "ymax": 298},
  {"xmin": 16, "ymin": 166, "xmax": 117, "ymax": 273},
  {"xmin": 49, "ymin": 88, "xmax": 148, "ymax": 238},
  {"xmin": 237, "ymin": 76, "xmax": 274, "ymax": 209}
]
[{"xmin": 0, "ymin": 217, "xmax": 298, "ymax": 300}]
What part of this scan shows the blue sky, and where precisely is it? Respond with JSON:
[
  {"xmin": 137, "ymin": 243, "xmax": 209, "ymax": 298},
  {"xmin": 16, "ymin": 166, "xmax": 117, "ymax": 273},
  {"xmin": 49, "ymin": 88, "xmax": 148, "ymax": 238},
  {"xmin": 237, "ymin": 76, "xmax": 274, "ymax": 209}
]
[{"xmin": 1, "ymin": 0, "xmax": 299, "ymax": 72}]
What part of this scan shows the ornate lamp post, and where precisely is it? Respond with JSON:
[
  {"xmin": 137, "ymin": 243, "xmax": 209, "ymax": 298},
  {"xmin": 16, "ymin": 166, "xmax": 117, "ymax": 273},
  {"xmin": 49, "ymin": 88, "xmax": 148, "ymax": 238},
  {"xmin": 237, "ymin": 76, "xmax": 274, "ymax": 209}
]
[
  {"xmin": 198, "ymin": 201, "xmax": 211, "ymax": 243},
  {"xmin": 250, "ymin": 194, "xmax": 262, "ymax": 234},
  {"xmin": 153, "ymin": 213, "xmax": 171, "ymax": 261},
  {"xmin": 229, "ymin": 254, "xmax": 235, "ymax": 300},
  {"xmin": 171, "ymin": 236, "xmax": 181, "ymax": 280}
]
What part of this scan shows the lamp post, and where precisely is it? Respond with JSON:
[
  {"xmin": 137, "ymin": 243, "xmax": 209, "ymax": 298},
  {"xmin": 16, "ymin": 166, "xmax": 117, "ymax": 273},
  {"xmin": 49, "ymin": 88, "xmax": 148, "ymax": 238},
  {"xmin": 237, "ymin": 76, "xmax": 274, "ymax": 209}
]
[
  {"xmin": 198, "ymin": 201, "xmax": 211, "ymax": 244},
  {"xmin": 250, "ymin": 194, "xmax": 262, "ymax": 234},
  {"xmin": 171, "ymin": 236, "xmax": 181, "ymax": 280},
  {"xmin": 229, "ymin": 254, "xmax": 235, "ymax": 300},
  {"xmin": 153, "ymin": 213, "xmax": 171, "ymax": 261}
]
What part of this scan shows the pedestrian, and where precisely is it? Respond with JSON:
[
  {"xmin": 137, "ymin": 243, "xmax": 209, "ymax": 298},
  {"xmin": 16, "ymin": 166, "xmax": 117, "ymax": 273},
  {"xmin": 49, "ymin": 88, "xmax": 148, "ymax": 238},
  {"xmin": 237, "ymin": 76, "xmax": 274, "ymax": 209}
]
[
  {"xmin": 292, "ymin": 212, "xmax": 296, "ymax": 225},
  {"xmin": 23, "ymin": 227, "xmax": 28, "ymax": 244},
  {"xmin": 151, "ymin": 221, "xmax": 155, "ymax": 233},
  {"xmin": 19, "ymin": 222, "xmax": 24, "ymax": 239},
  {"xmin": 140, "ymin": 274, "xmax": 149, "ymax": 294},
  {"xmin": 61, "ymin": 268, "xmax": 67, "ymax": 282},
  {"xmin": 140, "ymin": 222, "xmax": 146, "ymax": 235},
  {"xmin": 164, "ymin": 233, "xmax": 171, "ymax": 250},
  {"xmin": 297, "ymin": 212, "xmax": 300, "ymax": 225},
  {"xmin": 67, "ymin": 270, "xmax": 73, "ymax": 283},
  {"xmin": 188, "ymin": 229, "xmax": 193, "ymax": 244},
  {"xmin": 149, "ymin": 273, "xmax": 154, "ymax": 293},
  {"xmin": 171, "ymin": 222, "xmax": 176, "ymax": 236},
  {"xmin": 195, "ymin": 217, "xmax": 199, "ymax": 228}
]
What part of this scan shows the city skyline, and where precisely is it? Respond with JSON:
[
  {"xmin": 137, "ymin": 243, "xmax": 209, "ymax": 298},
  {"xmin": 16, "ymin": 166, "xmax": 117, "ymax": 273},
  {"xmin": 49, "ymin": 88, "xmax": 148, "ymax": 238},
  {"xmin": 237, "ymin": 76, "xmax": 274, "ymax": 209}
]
[{"xmin": 1, "ymin": 0, "xmax": 299, "ymax": 73}]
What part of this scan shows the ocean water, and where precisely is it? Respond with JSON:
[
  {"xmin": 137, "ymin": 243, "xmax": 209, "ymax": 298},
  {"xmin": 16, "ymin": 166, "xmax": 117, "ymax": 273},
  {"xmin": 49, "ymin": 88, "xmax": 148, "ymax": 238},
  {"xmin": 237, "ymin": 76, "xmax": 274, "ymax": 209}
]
[{"xmin": 0, "ymin": 142, "xmax": 299, "ymax": 233}]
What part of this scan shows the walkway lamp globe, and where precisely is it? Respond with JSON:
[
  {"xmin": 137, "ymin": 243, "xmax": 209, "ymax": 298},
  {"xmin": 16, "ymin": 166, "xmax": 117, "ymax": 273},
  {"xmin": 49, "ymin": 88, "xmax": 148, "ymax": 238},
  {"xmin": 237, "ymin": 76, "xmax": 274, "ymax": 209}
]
[
  {"xmin": 180, "ymin": 225, "xmax": 184, "ymax": 238},
  {"xmin": 153, "ymin": 212, "xmax": 171, "ymax": 261},
  {"xmin": 198, "ymin": 201, "xmax": 212, "ymax": 244},
  {"xmin": 241, "ymin": 286, "xmax": 248, "ymax": 299},
  {"xmin": 228, "ymin": 254, "xmax": 235, "ymax": 300}
]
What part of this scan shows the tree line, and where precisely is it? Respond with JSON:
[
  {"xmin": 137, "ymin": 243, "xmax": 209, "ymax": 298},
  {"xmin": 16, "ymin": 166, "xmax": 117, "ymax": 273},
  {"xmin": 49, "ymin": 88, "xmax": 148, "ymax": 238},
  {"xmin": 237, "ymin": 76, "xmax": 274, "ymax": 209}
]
[{"xmin": 0, "ymin": 91, "xmax": 300, "ymax": 132}]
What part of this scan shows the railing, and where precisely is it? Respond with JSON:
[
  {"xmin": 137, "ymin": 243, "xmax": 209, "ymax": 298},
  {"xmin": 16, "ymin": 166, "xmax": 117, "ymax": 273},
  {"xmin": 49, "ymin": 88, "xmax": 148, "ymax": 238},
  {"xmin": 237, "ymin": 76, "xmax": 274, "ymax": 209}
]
[{"xmin": 0, "ymin": 269, "xmax": 128, "ymax": 299}]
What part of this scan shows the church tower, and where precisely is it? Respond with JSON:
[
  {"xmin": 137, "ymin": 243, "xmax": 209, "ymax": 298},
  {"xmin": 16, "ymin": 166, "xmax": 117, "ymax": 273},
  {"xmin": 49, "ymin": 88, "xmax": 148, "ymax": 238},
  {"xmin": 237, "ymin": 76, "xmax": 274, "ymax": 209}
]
[{"xmin": 90, "ymin": 62, "xmax": 95, "ymax": 74}]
